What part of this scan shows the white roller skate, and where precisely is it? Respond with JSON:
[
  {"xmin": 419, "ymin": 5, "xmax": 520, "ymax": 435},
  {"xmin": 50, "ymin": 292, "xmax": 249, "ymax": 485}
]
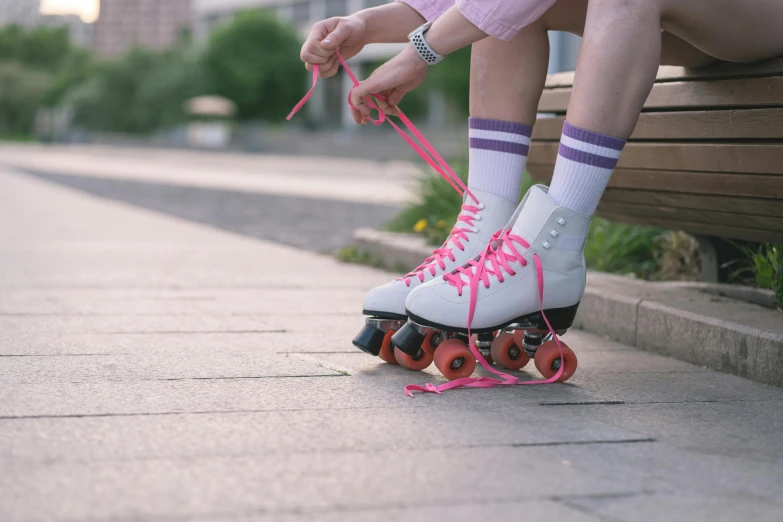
[
  {"xmin": 392, "ymin": 185, "xmax": 589, "ymax": 382},
  {"xmin": 352, "ymin": 189, "xmax": 517, "ymax": 369}
]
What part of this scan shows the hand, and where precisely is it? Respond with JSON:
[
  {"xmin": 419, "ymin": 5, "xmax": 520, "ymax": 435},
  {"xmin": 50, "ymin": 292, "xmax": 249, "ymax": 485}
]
[
  {"xmin": 349, "ymin": 45, "xmax": 428, "ymax": 123},
  {"xmin": 300, "ymin": 16, "xmax": 367, "ymax": 78}
]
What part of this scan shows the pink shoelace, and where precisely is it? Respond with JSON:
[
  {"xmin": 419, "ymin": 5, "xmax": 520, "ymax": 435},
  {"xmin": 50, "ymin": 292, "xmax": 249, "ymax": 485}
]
[
  {"xmin": 398, "ymin": 203, "xmax": 482, "ymax": 287},
  {"xmin": 288, "ymin": 52, "xmax": 565, "ymax": 396}
]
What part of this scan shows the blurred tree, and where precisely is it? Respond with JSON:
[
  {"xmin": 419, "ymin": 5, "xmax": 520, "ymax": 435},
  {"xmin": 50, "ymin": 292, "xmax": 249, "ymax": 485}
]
[
  {"xmin": 0, "ymin": 62, "xmax": 51, "ymax": 136},
  {"xmin": 202, "ymin": 10, "xmax": 304, "ymax": 121},
  {"xmin": 0, "ymin": 25, "xmax": 73, "ymax": 72},
  {"xmin": 68, "ymin": 48, "xmax": 209, "ymax": 133}
]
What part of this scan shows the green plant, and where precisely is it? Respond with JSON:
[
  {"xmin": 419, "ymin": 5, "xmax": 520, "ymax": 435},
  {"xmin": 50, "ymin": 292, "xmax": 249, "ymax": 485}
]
[
  {"xmin": 583, "ymin": 217, "xmax": 662, "ymax": 278},
  {"xmin": 735, "ymin": 244, "xmax": 783, "ymax": 309}
]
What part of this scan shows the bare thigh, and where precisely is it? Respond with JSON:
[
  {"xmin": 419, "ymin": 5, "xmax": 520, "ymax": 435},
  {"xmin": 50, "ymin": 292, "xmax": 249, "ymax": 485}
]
[
  {"xmin": 539, "ymin": 0, "xmax": 783, "ymax": 67},
  {"xmin": 662, "ymin": 0, "xmax": 783, "ymax": 63}
]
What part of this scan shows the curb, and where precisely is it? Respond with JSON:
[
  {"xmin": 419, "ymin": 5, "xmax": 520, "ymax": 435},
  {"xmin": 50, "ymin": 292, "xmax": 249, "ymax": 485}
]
[{"xmin": 352, "ymin": 228, "xmax": 783, "ymax": 388}]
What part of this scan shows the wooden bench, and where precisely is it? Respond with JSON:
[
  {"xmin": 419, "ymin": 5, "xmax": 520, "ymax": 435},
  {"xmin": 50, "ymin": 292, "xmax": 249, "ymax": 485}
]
[{"xmin": 527, "ymin": 58, "xmax": 783, "ymax": 279}]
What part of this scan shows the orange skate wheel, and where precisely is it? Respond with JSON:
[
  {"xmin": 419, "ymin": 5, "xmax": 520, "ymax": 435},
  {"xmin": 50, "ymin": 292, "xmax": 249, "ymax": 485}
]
[
  {"xmin": 490, "ymin": 333, "xmax": 530, "ymax": 370},
  {"xmin": 433, "ymin": 339, "xmax": 476, "ymax": 380},
  {"xmin": 534, "ymin": 340, "xmax": 577, "ymax": 382},
  {"xmin": 378, "ymin": 330, "xmax": 398, "ymax": 365},
  {"xmin": 394, "ymin": 331, "xmax": 434, "ymax": 371}
]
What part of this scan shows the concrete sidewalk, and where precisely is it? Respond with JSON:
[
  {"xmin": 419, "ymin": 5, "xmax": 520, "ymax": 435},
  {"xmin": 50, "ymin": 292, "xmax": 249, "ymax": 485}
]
[{"xmin": 2, "ymin": 166, "xmax": 783, "ymax": 522}]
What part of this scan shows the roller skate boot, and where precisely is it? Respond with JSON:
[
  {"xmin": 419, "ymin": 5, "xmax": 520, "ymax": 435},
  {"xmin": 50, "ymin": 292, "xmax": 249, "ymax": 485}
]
[
  {"xmin": 352, "ymin": 189, "xmax": 517, "ymax": 369},
  {"xmin": 394, "ymin": 185, "xmax": 589, "ymax": 383}
]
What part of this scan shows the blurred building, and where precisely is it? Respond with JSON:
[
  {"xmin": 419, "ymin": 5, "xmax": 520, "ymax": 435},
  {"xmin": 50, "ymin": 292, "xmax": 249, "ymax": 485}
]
[
  {"xmin": 93, "ymin": 0, "xmax": 192, "ymax": 57},
  {"xmin": 0, "ymin": 0, "xmax": 41, "ymax": 27},
  {"xmin": 193, "ymin": 0, "xmax": 580, "ymax": 128}
]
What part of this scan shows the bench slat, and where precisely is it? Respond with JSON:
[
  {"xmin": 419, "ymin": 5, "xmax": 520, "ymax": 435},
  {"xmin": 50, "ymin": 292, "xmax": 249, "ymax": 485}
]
[
  {"xmin": 527, "ymin": 165, "xmax": 783, "ymax": 199},
  {"xmin": 540, "ymin": 76, "xmax": 783, "ymax": 113},
  {"xmin": 528, "ymin": 142, "xmax": 783, "ymax": 174},
  {"xmin": 597, "ymin": 212, "xmax": 783, "ymax": 243},
  {"xmin": 598, "ymin": 201, "xmax": 783, "ymax": 232},
  {"xmin": 601, "ymin": 189, "xmax": 783, "ymax": 217},
  {"xmin": 544, "ymin": 57, "xmax": 783, "ymax": 88},
  {"xmin": 532, "ymin": 108, "xmax": 783, "ymax": 140}
]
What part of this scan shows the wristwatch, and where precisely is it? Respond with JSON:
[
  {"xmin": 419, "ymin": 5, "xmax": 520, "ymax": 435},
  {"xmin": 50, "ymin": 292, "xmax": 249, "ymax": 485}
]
[{"xmin": 407, "ymin": 21, "xmax": 446, "ymax": 66}]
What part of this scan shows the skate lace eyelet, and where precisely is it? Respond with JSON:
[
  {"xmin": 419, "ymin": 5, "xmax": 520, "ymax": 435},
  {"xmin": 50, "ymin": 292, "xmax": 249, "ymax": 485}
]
[
  {"xmin": 475, "ymin": 215, "xmax": 482, "ymax": 221},
  {"xmin": 543, "ymin": 241, "xmax": 551, "ymax": 250},
  {"xmin": 550, "ymin": 230, "xmax": 558, "ymax": 238},
  {"xmin": 558, "ymin": 218, "xmax": 566, "ymax": 226},
  {"xmin": 478, "ymin": 203, "xmax": 486, "ymax": 210}
]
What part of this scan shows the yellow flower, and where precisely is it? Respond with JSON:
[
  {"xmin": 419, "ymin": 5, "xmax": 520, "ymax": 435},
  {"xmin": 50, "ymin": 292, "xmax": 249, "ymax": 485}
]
[{"xmin": 413, "ymin": 219, "xmax": 427, "ymax": 233}]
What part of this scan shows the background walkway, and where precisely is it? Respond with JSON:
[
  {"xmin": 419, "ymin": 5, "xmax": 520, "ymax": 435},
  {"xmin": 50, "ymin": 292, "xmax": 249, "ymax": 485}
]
[{"xmin": 1, "ymin": 151, "xmax": 782, "ymax": 521}]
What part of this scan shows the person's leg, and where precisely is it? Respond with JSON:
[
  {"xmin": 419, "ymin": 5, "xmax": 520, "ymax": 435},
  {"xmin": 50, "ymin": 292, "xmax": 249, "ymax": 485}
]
[
  {"xmin": 548, "ymin": 0, "xmax": 783, "ymax": 217},
  {"xmin": 466, "ymin": 27, "xmax": 550, "ymax": 203}
]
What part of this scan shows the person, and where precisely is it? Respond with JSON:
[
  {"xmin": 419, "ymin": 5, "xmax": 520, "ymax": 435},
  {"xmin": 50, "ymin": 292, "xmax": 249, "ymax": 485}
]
[{"xmin": 299, "ymin": 0, "xmax": 783, "ymax": 381}]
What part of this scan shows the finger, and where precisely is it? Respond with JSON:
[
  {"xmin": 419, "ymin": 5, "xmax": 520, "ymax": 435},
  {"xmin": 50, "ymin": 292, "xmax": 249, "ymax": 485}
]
[
  {"xmin": 349, "ymin": 86, "xmax": 372, "ymax": 116},
  {"xmin": 319, "ymin": 55, "xmax": 339, "ymax": 78},
  {"xmin": 322, "ymin": 21, "xmax": 352, "ymax": 50},
  {"xmin": 351, "ymin": 74, "xmax": 393, "ymax": 112},
  {"xmin": 300, "ymin": 42, "xmax": 332, "ymax": 64},
  {"xmin": 306, "ymin": 19, "xmax": 330, "ymax": 44},
  {"xmin": 350, "ymin": 106, "xmax": 363, "ymax": 124},
  {"xmin": 373, "ymin": 93, "xmax": 399, "ymax": 116},
  {"xmin": 387, "ymin": 88, "xmax": 406, "ymax": 108}
]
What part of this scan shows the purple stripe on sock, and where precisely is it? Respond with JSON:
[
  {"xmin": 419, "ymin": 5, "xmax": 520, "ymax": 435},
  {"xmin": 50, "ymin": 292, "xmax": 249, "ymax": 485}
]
[
  {"xmin": 562, "ymin": 121, "xmax": 626, "ymax": 151},
  {"xmin": 470, "ymin": 138, "xmax": 530, "ymax": 156},
  {"xmin": 469, "ymin": 118, "xmax": 533, "ymax": 137},
  {"xmin": 558, "ymin": 143, "xmax": 619, "ymax": 169}
]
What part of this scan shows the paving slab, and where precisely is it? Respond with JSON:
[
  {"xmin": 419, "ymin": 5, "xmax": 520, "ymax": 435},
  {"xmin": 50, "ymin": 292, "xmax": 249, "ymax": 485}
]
[{"xmin": 2, "ymin": 161, "xmax": 783, "ymax": 522}]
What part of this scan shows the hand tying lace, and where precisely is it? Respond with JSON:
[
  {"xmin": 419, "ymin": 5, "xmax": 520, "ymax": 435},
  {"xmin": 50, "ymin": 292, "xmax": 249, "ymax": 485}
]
[{"xmin": 399, "ymin": 203, "xmax": 484, "ymax": 286}]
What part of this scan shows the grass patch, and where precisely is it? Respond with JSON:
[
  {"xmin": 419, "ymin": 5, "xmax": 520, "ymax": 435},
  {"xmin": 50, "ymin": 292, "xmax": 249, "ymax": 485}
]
[
  {"xmin": 337, "ymin": 246, "xmax": 408, "ymax": 273},
  {"xmin": 729, "ymin": 244, "xmax": 783, "ymax": 309},
  {"xmin": 337, "ymin": 246, "xmax": 384, "ymax": 268}
]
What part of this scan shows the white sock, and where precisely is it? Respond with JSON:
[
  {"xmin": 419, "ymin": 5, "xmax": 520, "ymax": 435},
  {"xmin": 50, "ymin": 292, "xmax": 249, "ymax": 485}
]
[
  {"xmin": 548, "ymin": 121, "xmax": 627, "ymax": 216},
  {"xmin": 468, "ymin": 118, "xmax": 533, "ymax": 204}
]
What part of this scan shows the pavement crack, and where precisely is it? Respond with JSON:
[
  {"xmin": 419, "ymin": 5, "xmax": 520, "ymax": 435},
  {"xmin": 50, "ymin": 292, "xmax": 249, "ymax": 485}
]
[
  {"xmin": 141, "ymin": 374, "xmax": 345, "ymax": 382},
  {"xmin": 510, "ymin": 437, "xmax": 656, "ymax": 448},
  {"xmin": 539, "ymin": 401, "xmax": 626, "ymax": 406}
]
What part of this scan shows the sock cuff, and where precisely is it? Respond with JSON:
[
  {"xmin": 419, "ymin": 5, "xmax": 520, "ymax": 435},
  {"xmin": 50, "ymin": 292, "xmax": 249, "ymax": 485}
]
[
  {"xmin": 562, "ymin": 121, "xmax": 626, "ymax": 151},
  {"xmin": 469, "ymin": 117, "xmax": 533, "ymax": 137}
]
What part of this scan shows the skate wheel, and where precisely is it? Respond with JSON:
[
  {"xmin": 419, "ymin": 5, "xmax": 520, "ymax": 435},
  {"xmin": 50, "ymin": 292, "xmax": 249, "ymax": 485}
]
[
  {"xmin": 378, "ymin": 330, "xmax": 398, "ymax": 365},
  {"xmin": 434, "ymin": 339, "xmax": 475, "ymax": 380},
  {"xmin": 534, "ymin": 340, "xmax": 577, "ymax": 382},
  {"xmin": 490, "ymin": 333, "xmax": 530, "ymax": 370},
  {"xmin": 393, "ymin": 331, "xmax": 434, "ymax": 371}
]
